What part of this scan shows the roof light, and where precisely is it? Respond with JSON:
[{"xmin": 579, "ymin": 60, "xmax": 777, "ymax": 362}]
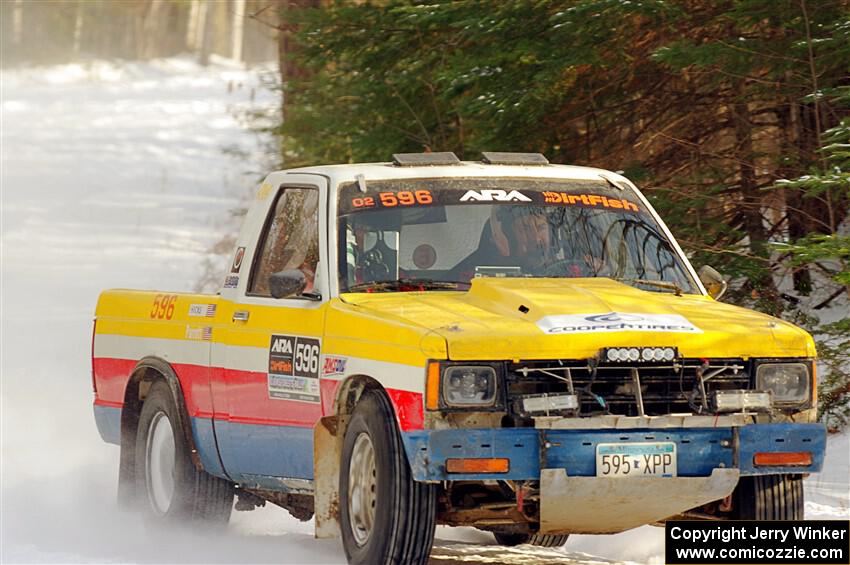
[
  {"xmin": 392, "ymin": 152, "xmax": 460, "ymax": 167},
  {"xmin": 601, "ymin": 346, "xmax": 678, "ymax": 364},
  {"xmin": 480, "ymin": 152, "xmax": 549, "ymax": 165}
]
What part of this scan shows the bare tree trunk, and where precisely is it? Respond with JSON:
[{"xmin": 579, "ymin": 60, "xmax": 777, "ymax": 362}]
[
  {"xmin": 231, "ymin": 0, "xmax": 246, "ymax": 64},
  {"xmin": 731, "ymin": 100, "xmax": 780, "ymax": 311},
  {"xmin": 198, "ymin": 0, "xmax": 213, "ymax": 65},
  {"xmin": 277, "ymin": 1, "xmax": 287, "ymax": 117},
  {"xmin": 278, "ymin": 0, "xmax": 319, "ymax": 118},
  {"xmin": 73, "ymin": 1, "xmax": 84, "ymax": 55},
  {"xmin": 142, "ymin": 0, "xmax": 165, "ymax": 59},
  {"xmin": 186, "ymin": 0, "xmax": 202, "ymax": 52},
  {"xmin": 12, "ymin": 0, "xmax": 23, "ymax": 46}
]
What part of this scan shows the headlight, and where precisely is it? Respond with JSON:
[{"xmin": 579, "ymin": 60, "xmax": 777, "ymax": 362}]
[
  {"xmin": 443, "ymin": 366, "xmax": 497, "ymax": 407},
  {"xmin": 756, "ymin": 363, "xmax": 810, "ymax": 404}
]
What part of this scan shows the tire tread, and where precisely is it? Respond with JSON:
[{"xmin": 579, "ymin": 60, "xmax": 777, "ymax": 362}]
[
  {"xmin": 735, "ymin": 474, "xmax": 803, "ymax": 520},
  {"xmin": 341, "ymin": 390, "xmax": 436, "ymax": 565},
  {"xmin": 136, "ymin": 380, "xmax": 234, "ymax": 525}
]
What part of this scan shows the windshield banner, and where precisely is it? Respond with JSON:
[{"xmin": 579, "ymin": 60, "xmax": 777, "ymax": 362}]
[{"xmin": 338, "ymin": 179, "xmax": 642, "ymax": 215}]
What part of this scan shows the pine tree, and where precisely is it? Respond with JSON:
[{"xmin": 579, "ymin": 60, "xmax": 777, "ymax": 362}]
[{"xmin": 773, "ymin": 99, "xmax": 850, "ymax": 429}]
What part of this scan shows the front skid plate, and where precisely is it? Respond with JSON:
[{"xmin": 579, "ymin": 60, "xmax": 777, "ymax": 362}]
[{"xmin": 539, "ymin": 468, "xmax": 739, "ymax": 534}]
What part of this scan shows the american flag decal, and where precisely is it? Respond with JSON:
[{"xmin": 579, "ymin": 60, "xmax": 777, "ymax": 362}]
[
  {"xmin": 189, "ymin": 303, "xmax": 217, "ymax": 318},
  {"xmin": 202, "ymin": 326, "xmax": 213, "ymax": 340}
]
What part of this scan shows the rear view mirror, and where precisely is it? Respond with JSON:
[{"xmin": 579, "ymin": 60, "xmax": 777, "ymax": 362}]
[
  {"xmin": 269, "ymin": 269, "xmax": 307, "ymax": 299},
  {"xmin": 698, "ymin": 265, "xmax": 727, "ymax": 301}
]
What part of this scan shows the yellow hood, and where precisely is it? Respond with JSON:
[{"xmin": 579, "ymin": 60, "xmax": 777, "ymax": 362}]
[{"xmin": 341, "ymin": 278, "xmax": 815, "ymax": 360}]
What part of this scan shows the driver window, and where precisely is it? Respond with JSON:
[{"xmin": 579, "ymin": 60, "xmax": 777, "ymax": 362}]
[{"xmin": 249, "ymin": 187, "xmax": 319, "ymax": 297}]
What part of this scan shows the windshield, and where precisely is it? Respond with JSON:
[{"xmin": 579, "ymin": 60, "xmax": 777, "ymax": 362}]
[{"xmin": 337, "ymin": 178, "xmax": 698, "ymax": 293}]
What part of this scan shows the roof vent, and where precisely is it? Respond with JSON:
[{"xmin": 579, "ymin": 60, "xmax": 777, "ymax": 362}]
[
  {"xmin": 392, "ymin": 152, "xmax": 460, "ymax": 167},
  {"xmin": 481, "ymin": 152, "xmax": 549, "ymax": 165}
]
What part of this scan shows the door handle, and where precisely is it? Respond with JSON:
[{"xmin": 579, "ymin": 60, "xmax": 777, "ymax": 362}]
[{"xmin": 232, "ymin": 310, "xmax": 250, "ymax": 322}]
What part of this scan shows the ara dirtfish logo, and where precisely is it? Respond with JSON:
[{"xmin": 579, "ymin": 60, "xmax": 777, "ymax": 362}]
[
  {"xmin": 271, "ymin": 336, "xmax": 294, "ymax": 354},
  {"xmin": 460, "ymin": 189, "xmax": 532, "ymax": 202},
  {"xmin": 536, "ymin": 312, "xmax": 702, "ymax": 334}
]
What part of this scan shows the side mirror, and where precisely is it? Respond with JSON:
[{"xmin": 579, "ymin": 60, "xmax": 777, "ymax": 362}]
[
  {"xmin": 698, "ymin": 265, "xmax": 727, "ymax": 301},
  {"xmin": 269, "ymin": 269, "xmax": 306, "ymax": 299}
]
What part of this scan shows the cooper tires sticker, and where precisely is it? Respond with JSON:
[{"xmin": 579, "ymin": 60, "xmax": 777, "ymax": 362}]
[{"xmin": 536, "ymin": 312, "xmax": 702, "ymax": 334}]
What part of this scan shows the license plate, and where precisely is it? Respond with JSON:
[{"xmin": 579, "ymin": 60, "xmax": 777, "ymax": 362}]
[{"xmin": 596, "ymin": 442, "xmax": 677, "ymax": 477}]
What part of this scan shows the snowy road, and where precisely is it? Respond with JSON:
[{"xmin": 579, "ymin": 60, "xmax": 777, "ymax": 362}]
[{"xmin": 1, "ymin": 58, "xmax": 846, "ymax": 565}]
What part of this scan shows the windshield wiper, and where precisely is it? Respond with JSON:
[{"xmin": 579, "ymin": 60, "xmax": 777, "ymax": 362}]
[
  {"xmin": 346, "ymin": 278, "xmax": 470, "ymax": 293},
  {"xmin": 619, "ymin": 278, "xmax": 684, "ymax": 296}
]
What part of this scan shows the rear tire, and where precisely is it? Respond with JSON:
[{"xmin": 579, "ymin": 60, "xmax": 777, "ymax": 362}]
[
  {"xmin": 493, "ymin": 532, "xmax": 570, "ymax": 547},
  {"xmin": 340, "ymin": 390, "xmax": 437, "ymax": 565},
  {"xmin": 135, "ymin": 380, "xmax": 234, "ymax": 525},
  {"xmin": 733, "ymin": 474, "xmax": 804, "ymax": 520}
]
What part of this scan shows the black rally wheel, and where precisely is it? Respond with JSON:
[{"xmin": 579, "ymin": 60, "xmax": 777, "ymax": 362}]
[
  {"xmin": 135, "ymin": 379, "xmax": 234, "ymax": 524},
  {"xmin": 493, "ymin": 532, "xmax": 570, "ymax": 547},
  {"xmin": 733, "ymin": 474, "xmax": 804, "ymax": 520},
  {"xmin": 340, "ymin": 390, "xmax": 437, "ymax": 565}
]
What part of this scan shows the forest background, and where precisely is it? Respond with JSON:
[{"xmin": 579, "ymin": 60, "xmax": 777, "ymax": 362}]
[{"xmin": 3, "ymin": 0, "xmax": 848, "ymax": 429}]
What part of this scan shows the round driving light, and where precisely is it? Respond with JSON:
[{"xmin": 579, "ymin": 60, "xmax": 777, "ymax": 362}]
[
  {"xmin": 607, "ymin": 348, "xmax": 619, "ymax": 362},
  {"xmin": 641, "ymin": 348, "xmax": 653, "ymax": 361},
  {"xmin": 662, "ymin": 348, "xmax": 675, "ymax": 361},
  {"xmin": 627, "ymin": 348, "xmax": 640, "ymax": 362},
  {"xmin": 653, "ymin": 348, "xmax": 665, "ymax": 361}
]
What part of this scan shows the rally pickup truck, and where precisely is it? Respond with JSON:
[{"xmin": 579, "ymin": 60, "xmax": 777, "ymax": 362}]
[{"xmin": 93, "ymin": 152, "xmax": 826, "ymax": 565}]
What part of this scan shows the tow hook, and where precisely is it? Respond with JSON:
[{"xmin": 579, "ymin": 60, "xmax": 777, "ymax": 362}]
[{"xmin": 517, "ymin": 484, "xmax": 528, "ymax": 512}]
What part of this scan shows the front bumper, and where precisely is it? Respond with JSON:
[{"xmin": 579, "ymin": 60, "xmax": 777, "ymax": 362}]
[
  {"xmin": 401, "ymin": 422, "xmax": 826, "ymax": 481},
  {"xmin": 402, "ymin": 422, "xmax": 825, "ymax": 534}
]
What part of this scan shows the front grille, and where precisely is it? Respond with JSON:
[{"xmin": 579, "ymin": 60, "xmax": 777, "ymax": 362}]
[{"xmin": 506, "ymin": 359, "xmax": 750, "ymax": 417}]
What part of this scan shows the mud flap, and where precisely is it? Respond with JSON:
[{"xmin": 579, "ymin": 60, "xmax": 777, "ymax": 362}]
[
  {"xmin": 314, "ymin": 415, "xmax": 345, "ymax": 539},
  {"xmin": 539, "ymin": 468, "xmax": 740, "ymax": 534}
]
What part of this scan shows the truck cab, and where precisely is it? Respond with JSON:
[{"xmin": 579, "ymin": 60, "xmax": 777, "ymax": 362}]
[{"xmin": 93, "ymin": 152, "xmax": 825, "ymax": 565}]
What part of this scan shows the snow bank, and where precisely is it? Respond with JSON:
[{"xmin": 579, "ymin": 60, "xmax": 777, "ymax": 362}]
[{"xmin": 1, "ymin": 55, "xmax": 335, "ymax": 564}]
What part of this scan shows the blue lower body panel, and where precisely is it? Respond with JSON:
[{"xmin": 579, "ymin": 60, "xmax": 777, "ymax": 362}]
[
  {"xmin": 94, "ymin": 406, "xmax": 314, "ymax": 485},
  {"xmin": 401, "ymin": 423, "xmax": 825, "ymax": 482},
  {"xmin": 191, "ymin": 417, "xmax": 227, "ymax": 479},
  {"xmin": 93, "ymin": 405, "xmax": 122, "ymax": 445},
  {"xmin": 213, "ymin": 419, "xmax": 314, "ymax": 483}
]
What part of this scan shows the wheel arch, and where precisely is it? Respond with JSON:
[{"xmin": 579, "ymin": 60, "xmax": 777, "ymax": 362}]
[
  {"xmin": 117, "ymin": 356, "xmax": 203, "ymax": 506},
  {"xmin": 314, "ymin": 373, "xmax": 401, "ymax": 540},
  {"xmin": 333, "ymin": 374, "xmax": 387, "ymax": 418}
]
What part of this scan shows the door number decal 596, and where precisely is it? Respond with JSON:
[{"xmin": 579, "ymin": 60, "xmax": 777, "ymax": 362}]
[{"xmin": 268, "ymin": 334, "xmax": 321, "ymax": 403}]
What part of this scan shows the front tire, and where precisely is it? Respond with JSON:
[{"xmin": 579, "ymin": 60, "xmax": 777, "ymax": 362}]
[
  {"xmin": 340, "ymin": 390, "xmax": 437, "ymax": 565},
  {"xmin": 733, "ymin": 474, "xmax": 804, "ymax": 520},
  {"xmin": 135, "ymin": 380, "xmax": 234, "ymax": 524},
  {"xmin": 493, "ymin": 532, "xmax": 570, "ymax": 547}
]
